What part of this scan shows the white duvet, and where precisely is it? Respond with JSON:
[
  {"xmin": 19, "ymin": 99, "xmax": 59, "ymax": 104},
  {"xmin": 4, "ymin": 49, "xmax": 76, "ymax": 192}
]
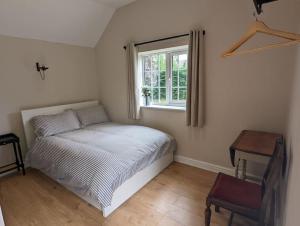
[{"xmin": 26, "ymin": 123, "xmax": 176, "ymax": 209}]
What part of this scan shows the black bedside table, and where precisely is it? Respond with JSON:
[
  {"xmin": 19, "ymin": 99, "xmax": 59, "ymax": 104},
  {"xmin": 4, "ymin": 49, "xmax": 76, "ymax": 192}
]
[{"xmin": 0, "ymin": 133, "xmax": 25, "ymax": 175}]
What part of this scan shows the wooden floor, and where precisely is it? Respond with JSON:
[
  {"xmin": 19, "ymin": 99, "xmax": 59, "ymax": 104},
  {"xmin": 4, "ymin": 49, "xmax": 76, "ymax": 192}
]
[{"xmin": 0, "ymin": 163, "xmax": 256, "ymax": 226}]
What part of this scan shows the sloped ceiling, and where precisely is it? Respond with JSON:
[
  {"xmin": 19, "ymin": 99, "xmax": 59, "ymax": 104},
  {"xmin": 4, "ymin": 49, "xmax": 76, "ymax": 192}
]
[{"xmin": 0, "ymin": 0, "xmax": 136, "ymax": 47}]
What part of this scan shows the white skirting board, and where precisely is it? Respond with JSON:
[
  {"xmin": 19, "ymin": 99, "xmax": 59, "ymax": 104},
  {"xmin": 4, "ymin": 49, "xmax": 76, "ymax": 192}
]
[
  {"xmin": 174, "ymin": 155, "xmax": 235, "ymax": 175},
  {"xmin": 174, "ymin": 155, "xmax": 261, "ymax": 180}
]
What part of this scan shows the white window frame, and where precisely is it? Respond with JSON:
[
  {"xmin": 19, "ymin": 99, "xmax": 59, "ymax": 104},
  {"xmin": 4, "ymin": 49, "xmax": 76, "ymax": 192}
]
[{"xmin": 139, "ymin": 46, "xmax": 188, "ymax": 108}]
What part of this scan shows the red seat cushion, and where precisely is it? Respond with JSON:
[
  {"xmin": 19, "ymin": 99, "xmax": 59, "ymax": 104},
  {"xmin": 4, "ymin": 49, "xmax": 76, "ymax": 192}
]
[{"xmin": 210, "ymin": 173, "xmax": 262, "ymax": 209}]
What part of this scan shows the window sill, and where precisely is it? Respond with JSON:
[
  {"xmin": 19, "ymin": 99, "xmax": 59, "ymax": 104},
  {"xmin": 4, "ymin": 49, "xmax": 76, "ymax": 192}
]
[{"xmin": 141, "ymin": 105, "xmax": 186, "ymax": 112}]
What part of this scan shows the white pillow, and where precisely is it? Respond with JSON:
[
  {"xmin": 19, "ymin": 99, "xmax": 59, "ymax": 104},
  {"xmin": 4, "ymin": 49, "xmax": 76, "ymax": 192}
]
[
  {"xmin": 75, "ymin": 105, "xmax": 109, "ymax": 127},
  {"xmin": 31, "ymin": 110, "xmax": 81, "ymax": 137}
]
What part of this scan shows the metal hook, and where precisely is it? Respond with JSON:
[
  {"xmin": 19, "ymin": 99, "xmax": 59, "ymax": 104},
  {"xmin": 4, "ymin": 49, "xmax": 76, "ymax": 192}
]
[
  {"xmin": 253, "ymin": 12, "xmax": 259, "ymax": 21},
  {"xmin": 36, "ymin": 62, "xmax": 49, "ymax": 80}
]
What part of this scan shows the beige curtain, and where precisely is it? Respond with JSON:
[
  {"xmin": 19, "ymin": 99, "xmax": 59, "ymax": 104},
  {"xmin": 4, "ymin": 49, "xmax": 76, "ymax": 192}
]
[
  {"xmin": 186, "ymin": 30, "xmax": 205, "ymax": 127},
  {"xmin": 126, "ymin": 42, "xmax": 141, "ymax": 120}
]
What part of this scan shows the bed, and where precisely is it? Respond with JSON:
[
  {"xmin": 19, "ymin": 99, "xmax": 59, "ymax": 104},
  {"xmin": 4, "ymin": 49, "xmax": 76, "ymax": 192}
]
[{"xmin": 21, "ymin": 100, "xmax": 175, "ymax": 217}]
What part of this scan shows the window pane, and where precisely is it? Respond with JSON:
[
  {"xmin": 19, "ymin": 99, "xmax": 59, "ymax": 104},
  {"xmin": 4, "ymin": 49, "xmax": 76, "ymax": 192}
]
[
  {"xmin": 160, "ymin": 71, "xmax": 166, "ymax": 87},
  {"xmin": 144, "ymin": 56, "xmax": 151, "ymax": 71},
  {"xmin": 159, "ymin": 54, "xmax": 166, "ymax": 71},
  {"xmin": 152, "ymin": 88, "xmax": 159, "ymax": 103},
  {"xmin": 178, "ymin": 54, "xmax": 188, "ymax": 70},
  {"xmin": 172, "ymin": 71, "xmax": 178, "ymax": 87},
  {"xmin": 160, "ymin": 88, "xmax": 166, "ymax": 103},
  {"xmin": 152, "ymin": 71, "xmax": 159, "ymax": 87},
  {"xmin": 179, "ymin": 88, "xmax": 187, "ymax": 100},
  {"xmin": 144, "ymin": 71, "xmax": 151, "ymax": 87},
  {"xmin": 151, "ymin": 55, "xmax": 159, "ymax": 71},
  {"xmin": 173, "ymin": 55, "xmax": 179, "ymax": 70},
  {"xmin": 179, "ymin": 70, "xmax": 187, "ymax": 86},
  {"xmin": 172, "ymin": 88, "xmax": 178, "ymax": 101}
]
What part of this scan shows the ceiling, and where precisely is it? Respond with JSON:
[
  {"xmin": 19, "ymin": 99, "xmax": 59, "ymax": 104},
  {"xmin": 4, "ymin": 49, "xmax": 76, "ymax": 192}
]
[{"xmin": 0, "ymin": 0, "xmax": 136, "ymax": 47}]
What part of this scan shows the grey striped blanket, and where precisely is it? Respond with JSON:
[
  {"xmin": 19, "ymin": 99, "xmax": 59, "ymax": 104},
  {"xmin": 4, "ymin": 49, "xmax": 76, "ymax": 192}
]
[{"xmin": 26, "ymin": 123, "xmax": 176, "ymax": 209}]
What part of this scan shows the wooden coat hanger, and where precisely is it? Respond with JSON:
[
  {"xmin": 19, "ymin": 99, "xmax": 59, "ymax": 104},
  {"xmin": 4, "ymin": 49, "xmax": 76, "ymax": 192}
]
[{"xmin": 222, "ymin": 20, "xmax": 300, "ymax": 57}]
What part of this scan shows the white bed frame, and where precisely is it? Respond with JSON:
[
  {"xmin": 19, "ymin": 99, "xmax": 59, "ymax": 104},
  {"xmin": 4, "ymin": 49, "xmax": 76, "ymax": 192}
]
[{"xmin": 21, "ymin": 100, "xmax": 173, "ymax": 217}]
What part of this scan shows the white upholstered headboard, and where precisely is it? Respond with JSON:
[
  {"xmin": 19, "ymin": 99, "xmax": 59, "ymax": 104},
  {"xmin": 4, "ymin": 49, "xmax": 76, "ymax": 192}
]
[{"xmin": 21, "ymin": 100, "xmax": 99, "ymax": 149}]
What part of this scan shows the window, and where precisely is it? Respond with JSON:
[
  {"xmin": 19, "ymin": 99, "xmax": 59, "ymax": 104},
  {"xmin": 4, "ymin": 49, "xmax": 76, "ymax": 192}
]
[{"xmin": 140, "ymin": 46, "xmax": 188, "ymax": 108}]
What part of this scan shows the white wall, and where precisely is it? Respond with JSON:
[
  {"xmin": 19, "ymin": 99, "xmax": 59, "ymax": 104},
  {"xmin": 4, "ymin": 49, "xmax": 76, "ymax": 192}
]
[
  {"xmin": 0, "ymin": 35, "xmax": 99, "ymax": 165},
  {"xmin": 284, "ymin": 25, "xmax": 300, "ymax": 226},
  {"xmin": 95, "ymin": 0, "xmax": 299, "ymax": 170}
]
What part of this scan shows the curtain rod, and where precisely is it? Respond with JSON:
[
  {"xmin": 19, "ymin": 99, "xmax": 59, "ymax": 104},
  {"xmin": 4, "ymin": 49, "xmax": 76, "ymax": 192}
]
[{"xmin": 123, "ymin": 30, "xmax": 205, "ymax": 50}]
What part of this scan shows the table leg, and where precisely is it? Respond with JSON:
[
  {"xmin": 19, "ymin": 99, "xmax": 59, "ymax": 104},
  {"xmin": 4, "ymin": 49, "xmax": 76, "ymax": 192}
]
[
  {"xmin": 16, "ymin": 142, "xmax": 25, "ymax": 175},
  {"xmin": 12, "ymin": 143, "xmax": 20, "ymax": 172},
  {"xmin": 242, "ymin": 159, "xmax": 247, "ymax": 180},
  {"xmin": 235, "ymin": 159, "xmax": 240, "ymax": 178},
  {"xmin": 228, "ymin": 212, "xmax": 234, "ymax": 226}
]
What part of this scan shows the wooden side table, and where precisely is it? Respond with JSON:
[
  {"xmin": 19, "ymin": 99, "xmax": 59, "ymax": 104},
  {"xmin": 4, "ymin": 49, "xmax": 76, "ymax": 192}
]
[
  {"xmin": 229, "ymin": 130, "xmax": 283, "ymax": 179},
  {"xmin": 0, "ymin": 133, "xmax": 25, "ymax": 175}
]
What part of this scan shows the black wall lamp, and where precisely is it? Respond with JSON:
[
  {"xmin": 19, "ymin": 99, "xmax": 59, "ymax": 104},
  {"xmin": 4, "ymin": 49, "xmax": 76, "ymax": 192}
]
[
  {"xmin": 253, "ymin": 0, "xmax": 278, "ymax": 15},
  {"xmin": 36, "ymin": 62, "xmax": 49, "ymax": 80}
]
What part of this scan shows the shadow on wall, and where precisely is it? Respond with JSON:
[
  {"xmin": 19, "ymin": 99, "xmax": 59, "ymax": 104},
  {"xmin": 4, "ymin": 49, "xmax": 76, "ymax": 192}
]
[
  {"xmin": 280, "ymin": 141, "xmax": 293, "ymax": 226},
  {"xmin": 8, "ymin": 112, "xmax": 26, "ymax": 149},
  {"xmin": 0, "ymin": 113, "xmax": 24, "ymax": 167}
]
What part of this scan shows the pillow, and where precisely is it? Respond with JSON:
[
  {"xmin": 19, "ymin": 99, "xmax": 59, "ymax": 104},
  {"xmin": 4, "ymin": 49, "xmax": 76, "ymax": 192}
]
[
  {"xmin": 31, "ymin": 110, "xmax": 81, "ymax": 137},
  {"xmin": 75, "ymin": 105, "xmax": 109, "ymax": 127}
]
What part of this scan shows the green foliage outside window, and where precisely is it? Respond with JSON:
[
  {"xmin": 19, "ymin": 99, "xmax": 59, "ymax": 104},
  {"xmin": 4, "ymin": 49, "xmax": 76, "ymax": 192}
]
[{"xmin": 142, "ymin": 50, "xmax": 187, "ymax": 106}]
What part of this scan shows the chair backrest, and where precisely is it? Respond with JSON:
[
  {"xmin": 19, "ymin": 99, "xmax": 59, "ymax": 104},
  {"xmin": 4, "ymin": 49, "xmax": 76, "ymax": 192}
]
[{"xmin": 259, "ymin": 138, "xmax": 286, "ymax": 226}]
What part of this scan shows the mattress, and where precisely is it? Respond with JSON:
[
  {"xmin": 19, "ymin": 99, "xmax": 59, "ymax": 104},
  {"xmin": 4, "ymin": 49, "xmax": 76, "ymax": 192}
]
[{"xmin": 26, "ymin": 122, "xmax": 176, "ymax": 209}]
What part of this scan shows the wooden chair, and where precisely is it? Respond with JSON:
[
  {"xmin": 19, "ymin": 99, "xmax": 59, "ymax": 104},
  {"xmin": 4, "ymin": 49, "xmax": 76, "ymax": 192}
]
[{"xmin": 205, "ymin": 138, "xmax": 286, "ymax": 226}]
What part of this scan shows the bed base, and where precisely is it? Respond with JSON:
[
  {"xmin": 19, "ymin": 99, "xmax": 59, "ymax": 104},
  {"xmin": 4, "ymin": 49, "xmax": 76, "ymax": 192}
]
[
  {"xmin": 75, "ymin": 151, "xmax": 173, "ymax": 217},
  {"xmin": 102, "ymin": 151, "xmax": 173, "ymax": 217}
]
